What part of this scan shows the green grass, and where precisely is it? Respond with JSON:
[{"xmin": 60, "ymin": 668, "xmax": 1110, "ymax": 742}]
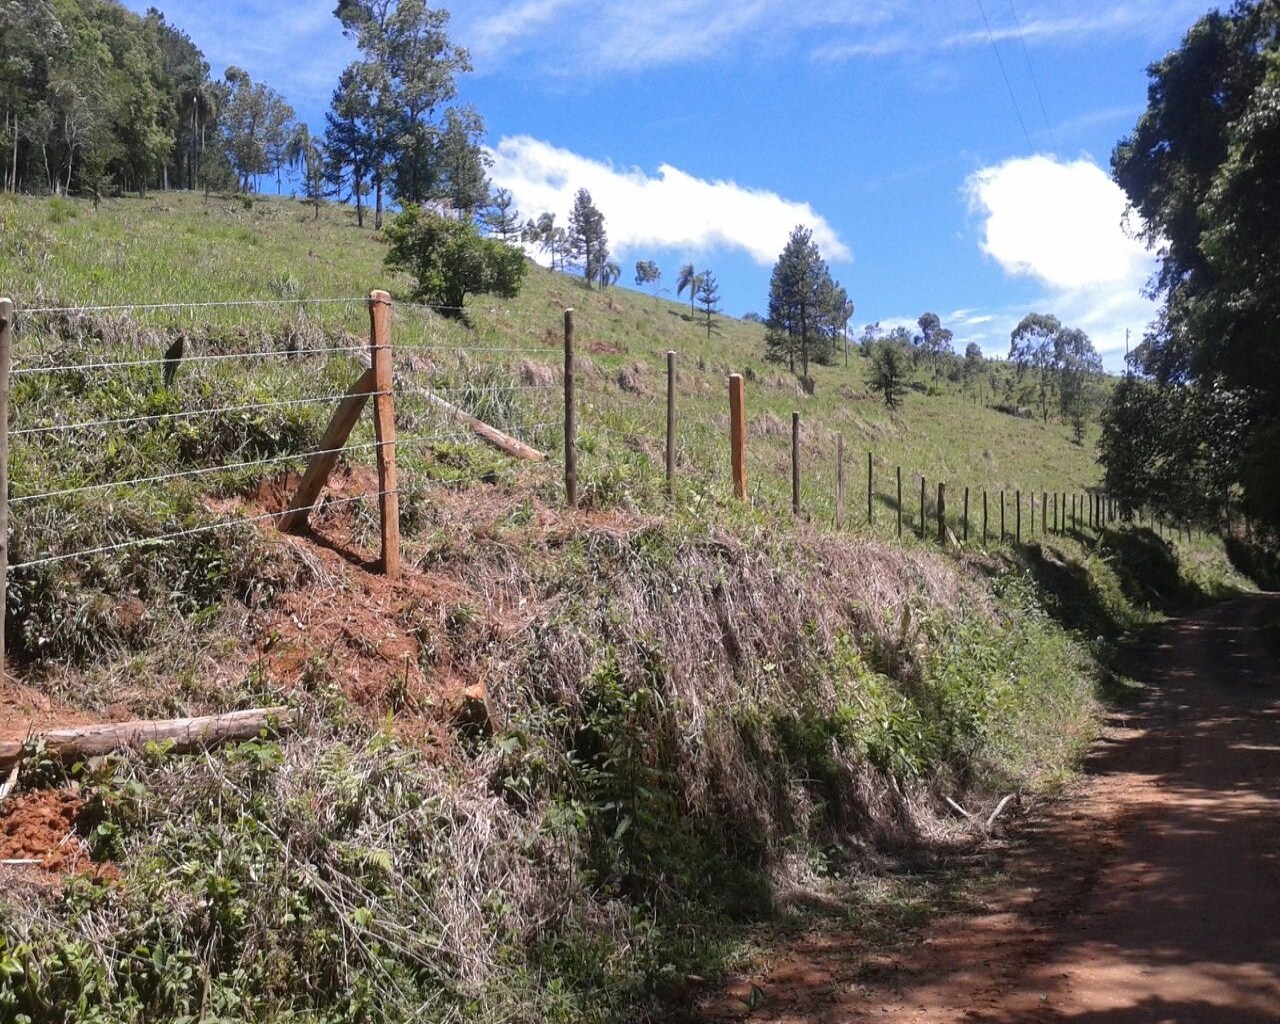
[
  {"xmin": 0, "ymin": 189, "xmax": 1253, "ymax": 1024},
  {"xmin": 1, "ymin": 189, "xmax": 1101, "ymax": 525}
]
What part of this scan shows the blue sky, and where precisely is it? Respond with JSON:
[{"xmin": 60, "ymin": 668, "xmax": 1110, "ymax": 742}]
[{"xmin": 125, "ymin": 0, "xmax": 1218, "ymax": 367}]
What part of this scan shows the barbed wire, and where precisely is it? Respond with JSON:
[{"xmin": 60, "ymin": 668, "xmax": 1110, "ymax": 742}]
[
  {"xmin": 11, "ymin": 344, "xmax": 371, "ymax": 377},
  {"xmin": 393, "ymin": 343, "xmax": 562, "ymax": 356},
  {"xmin": 15, "ymin": 298, "xmax": 372, "ymax": 315},
  {"xmin": 12, "ymin": 389, "xmax": 381, "ymax": 437},
  {"xmin": 10, "ymin": 440, "xmax": 391, "ymax": 505},
  {"xmin": 10, "ymin": 460, "xmax": 548, "ymax": 571}
]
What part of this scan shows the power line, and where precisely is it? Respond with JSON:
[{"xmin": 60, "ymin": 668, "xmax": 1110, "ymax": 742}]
[
  {"xmin": 973, "ymin": 0, "xmax": 1034, "ymax": 152},
  {"xmin": 1006, "ymin": 0, "xmax": 1056, "ymax": 146}
]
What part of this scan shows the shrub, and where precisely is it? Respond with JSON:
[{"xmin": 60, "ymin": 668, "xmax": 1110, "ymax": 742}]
[{"xmin": 383, "ymin": 206, "xmax": 527, "ymax": 317}]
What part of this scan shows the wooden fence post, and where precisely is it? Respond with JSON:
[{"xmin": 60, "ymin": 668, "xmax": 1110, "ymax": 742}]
[
  {"xmin": 1030, "ymin": 491, "xmax": 1035, "ymax": 537},
  {"xmin": 564, "ymin": 309, "xmax": 577, "ymax": 507},
  {"xmin": 896, "ymin": 466, "xmax": 903, "ymax": 539},
  {"xmin": 983, "ymin": 490, "xmax": 989, "ymax": 545},
  {"xmin": 836, "ymin": 433, "xmax": 845, "ymax": 529},
  {"xmin": 729, "ymin": 373, "xmax": 747, "ymax": 501},
  {"xmin": 665, "ymin": 350, "xmax": 676, "ymax": 500},
  {"xmin": 1042, "ymin": 492, "xmax": 1048, "ymax": 538},
  {"xmin": 369, "ymin": 290, "xmax": 399, "ymax": 579},
  {"xmin": 964, "ymin": 486, "xmax": 970, "ymax": 543},
  {"xmin": 1016, "ymin": 489, "xmax": 1022, "ymax": 544},
  {"xmin": 791, "ymin": 412, "xmax": 801, "ymax": 516},
  {"xmin": 1072, "ymin": 493, "xmax": 1077, "ymax": 531},
  {"xmin": 937, "ymin": 482, "xmax": 946, "ymax": 545},
  {"xmin": 919, "ymin": 475, "xmax": 926, "ymax": 539},
  {"xmin": 867, "ymin": 450, "xmax": 873, "ymax": 527},
  {"xmin": 0, "ymin": 298, "xmax": 10, "ymax": 686},
  {"xmin": 1000, "ymin": 490, "xmax": 1006, "ymax": 542}
]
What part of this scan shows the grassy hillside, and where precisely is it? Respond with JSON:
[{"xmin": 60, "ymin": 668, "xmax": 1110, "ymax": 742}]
[
  {"xmin": 0, "ymin": 190, "xmax": 1101, "ymax": 521},
  {"xmin": 0, "ymin": 191, "xmax": 1248, "ymax": 1024}
]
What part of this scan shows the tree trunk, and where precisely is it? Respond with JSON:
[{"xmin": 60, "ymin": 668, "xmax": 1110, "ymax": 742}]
[{"xmin": 375, "ymin": 178, "xmax": 383, "ymax": 230}]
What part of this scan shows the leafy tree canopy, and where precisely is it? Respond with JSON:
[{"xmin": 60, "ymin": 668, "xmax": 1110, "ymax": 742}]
[{"xmin": 384, "ymin": 204, "xmax": 527, "ymax": 317}]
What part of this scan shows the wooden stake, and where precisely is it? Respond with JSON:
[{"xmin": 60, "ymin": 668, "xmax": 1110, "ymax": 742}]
[
  {"xmin": 896, "ymin": 466, "xmax": 903, "ymax": 539},
  {"xmin": 666, "ymin": 350, "xmax": 676, "ymax": 500},
  {"xmin": 1016, "ymin": 489, "xmax": 1022, "ymax": 544},
  {"xmin": 0, "ymin": 298, "xmax": 10, "ymax": 688},
  {"xmin": 1042, "ymin": 492, "xmax": 1048, "ymax": 538},
  {"xmin": 963, "ymin": 485, "xmax": 970, "ymax": 542},
  {"xmin": 564, "ymin": 309, "xmax": 577, "ymax": 507},
  {"xmin": 836, "ymin": 433, "xmax": 845, "ymax": 528},
  {"xmin": 1000, "ymin": 490, "xmax": 1006, "ymax": 542},
  {"xmin": 937, "ymin": 481, "xmax": 946, "ymax": 545},
  {"xmin": 729, "ymin": 373, "xmax": 746, "ymax": 500},
  {"xmin": 369, "ymin": 290, "xmax": 399, "ymax": 579},
  {"xmin": 791, "ymin": 411, "xmax": 801, "ymax": 516},
  {"xmin": 919, "ymin": 475, "xmax": 926, "ymax": 540},
  {"xmin": 983, "ymin": 490, "xmax": 989, "ymax": 545},
  {"xmin": 1030, "ymin": 491, "xmax": 1035, "ymax": 537},
  {"xmin": 867, "ymin": 450, "xmax": 873, "ymax": 526}
]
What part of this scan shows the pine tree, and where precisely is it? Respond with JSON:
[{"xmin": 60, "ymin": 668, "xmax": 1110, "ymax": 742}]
[
  {"xmin": 696, "ymin": 270, "xmax": 721, "ymax": 339},
  {"xmin": 764, "ymin": 225, "xmax": 847, "ymax": 384},
  {"xmin": 567, "ymin": 188, "xmax": 608, "ymax": 288}
]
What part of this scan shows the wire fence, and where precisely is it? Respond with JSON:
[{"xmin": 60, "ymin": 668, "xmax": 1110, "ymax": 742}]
[{"xmin": 0, "ymin": 290, "xmax": 1219, "ymax": 620}]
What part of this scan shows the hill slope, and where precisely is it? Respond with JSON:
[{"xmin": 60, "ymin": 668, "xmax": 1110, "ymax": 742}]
[{"xmin": 0, "ymin": 191, "xmax": 1244, "ymax": 1024}]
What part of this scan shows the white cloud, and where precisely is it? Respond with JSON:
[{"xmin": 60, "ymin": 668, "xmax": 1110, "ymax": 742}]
[
  {"xmin": 961, "ymin": 154, "xmax": 1160, "ymax": 365},
  {"xmin": 456, "ymin": 0, "xmax": 1210, "ymax": 75},
  {"xmin": 487, "ymin": 135, "xmax": 850, "ymax": 265}
]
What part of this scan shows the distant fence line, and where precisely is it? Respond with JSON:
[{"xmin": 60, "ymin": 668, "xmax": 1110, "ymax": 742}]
[{"xmin": 0, "ymin": 291, "xmax": 1227, "ymax": 682}]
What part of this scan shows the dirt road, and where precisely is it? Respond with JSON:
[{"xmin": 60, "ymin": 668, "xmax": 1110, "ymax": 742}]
[{"xmin": 706, "ymin": 595, "xmax": 1280, "ymax": 1023}]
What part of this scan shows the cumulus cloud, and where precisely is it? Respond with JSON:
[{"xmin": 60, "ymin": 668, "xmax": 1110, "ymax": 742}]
[
  {"xmin": 487, "ymin": 135, "xmax": 850, "ymax": 265},
  {"xmin": 962, "ymin": 155, "xmax": 1161, "ymax": 363}
]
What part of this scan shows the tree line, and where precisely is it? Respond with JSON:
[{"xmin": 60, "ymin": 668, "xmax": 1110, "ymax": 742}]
[{"xmin": 1103, "ymin": 0, "xmax": 1280, "ymax": 534}]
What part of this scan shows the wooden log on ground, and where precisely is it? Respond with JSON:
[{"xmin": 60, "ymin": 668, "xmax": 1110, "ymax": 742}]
[
  {"xmin": 0, "ymin": 707, "xmax": 293, "ymax": 770},
  {"xmin": 415, "ymin": 387, "xmax": 546, "ymax": 462}
]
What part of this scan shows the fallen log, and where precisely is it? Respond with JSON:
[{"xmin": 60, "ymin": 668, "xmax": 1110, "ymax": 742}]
[
  {"xmin": 0, "ymin": 707, "xmax": 292, "ymax": 770},
  {"xmin": 415, "ymin": 387, "xmax": 546, "ymax": 462}
]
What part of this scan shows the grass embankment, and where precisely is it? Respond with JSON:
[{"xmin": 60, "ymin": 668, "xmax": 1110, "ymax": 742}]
[{"xmin": 0, "ymin": 191, "xmax": 1253, "ymax": 1023}]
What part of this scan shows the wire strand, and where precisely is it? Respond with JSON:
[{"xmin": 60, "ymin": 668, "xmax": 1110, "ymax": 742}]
[
  {"xmin": 11, "ymin": 345, "xmax": 370, "ymax": 378},
  {"xmin": 16, "ymin": 298, "xmax": 370, "ymax": 315},
  {"xmin": 12, "ymin": 389, "xmax": 379, "ymax": 437}
]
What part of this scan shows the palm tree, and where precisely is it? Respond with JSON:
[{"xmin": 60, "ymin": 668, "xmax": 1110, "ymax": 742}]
[
  {"xmin": 180, "ymin": 75, "xmax": 219, "ymax": 190},
  {"xmin": 676, "ymin": 263, "xmax": 702, "ymax": 315},
  {"xmin": 285, "ymin": 124, "xmax": 324, "ymax": 218}
]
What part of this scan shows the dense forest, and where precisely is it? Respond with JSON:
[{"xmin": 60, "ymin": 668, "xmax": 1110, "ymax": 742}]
[{"xmin": 0, "ymin": 0, "xmax": 488, "ymax": 210}]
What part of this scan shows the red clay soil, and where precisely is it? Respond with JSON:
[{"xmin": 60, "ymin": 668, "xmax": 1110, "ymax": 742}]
[
  {"xmin": 0, "ymin": 787, "xmax": 101, "ymax": 877},
  {"xmin": 699, "ymin": 594, "xmax": 1280, "ymax": 1023},
  {"xmin": 0, "ymin": 678, "xmax": 107, "ymax": 747}
]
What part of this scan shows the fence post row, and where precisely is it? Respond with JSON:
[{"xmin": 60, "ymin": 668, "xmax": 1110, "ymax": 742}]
[
  {"xmin": 564, "ymin": 309, "xmax": 577, "ymax": 508},
  {"xmin": 666, "ymin": 350, "xmax": 676, "ymax": 500},
  {"xmin": 0, "ymin": 298, "xmax": 10, "ymax": 686},
  {"xmin": 729, "ymin": 373, "xmax": 747, "ymax": 501}
]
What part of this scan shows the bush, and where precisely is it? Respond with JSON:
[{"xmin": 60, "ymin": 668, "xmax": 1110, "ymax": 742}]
[{"xmin": 383, "ymin": 206, "xmax": 527, "ymax": 317}]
